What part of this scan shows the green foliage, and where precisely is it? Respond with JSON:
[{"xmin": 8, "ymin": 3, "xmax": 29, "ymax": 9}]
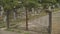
[
  {"xmin": 22, "ymin": 0, "xmax": 39, "ymax": 8},
  {"xmin": 40, "ymin": 0, "xmax": 57, "ymax": 3},
  {"xmin": 56, "ymin": 0, "xmax": 60, "ymax": 3},
  {"xmin": 0, "ymin": 0, "xmax": 40, "ymax": 11},
  {"xmin": 0, "ymin": 0, "xmax": 19, "ymax": 10},
  {"xmin": 0, "ymin": 0, "xmax": 59, "ymax": 11},
  {"xmin": 38, "ymin": 0, "xmax": 59, "ymax": 9}
]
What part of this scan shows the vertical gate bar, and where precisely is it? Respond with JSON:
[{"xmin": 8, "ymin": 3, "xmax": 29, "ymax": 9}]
[
  {"xmin": 26, "ymin": 8, "xmax": 28, "ymax": 30},
  {"xmin": 6, "ymin": 10, "xmax": 10, "ymax": 29},
  {"xmin": 48, "ymin": 12, "xmax": 52, "ymax": 34}
]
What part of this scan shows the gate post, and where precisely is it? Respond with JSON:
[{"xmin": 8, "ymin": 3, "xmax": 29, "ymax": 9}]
[
  {"xmin": 6, "ymin": 10, "xmax": 10, "ymax": 29},
  {"xmin": 26, "ymin": 8, "xmax": 28, "ymax": 30},
  {"xmin": 46, "ymin": 10, "xmax": 52, "ymax": 34},
  {"xmin": 48, "ymin": 12, "xmax": 52, "ymax": 34}
]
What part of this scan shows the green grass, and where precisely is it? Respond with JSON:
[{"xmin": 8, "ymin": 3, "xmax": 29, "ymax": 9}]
[
  {"xmin": 53, "ymin": 8, "xmax": 60, "ymax": 13},
  {"xmin": 5, "ymin": 28, "xmax": 30, "ymax": 34},
  {"xmin": 5, "ymin": 28, "xmax": 21, "ymax": 33},
  {"xmin": 24, "ymin": 32, "xmax": 30, "ymax": 34},
  {"xmin": 0, "ymin": 22, "xmax": 6, "ymax": 28}
]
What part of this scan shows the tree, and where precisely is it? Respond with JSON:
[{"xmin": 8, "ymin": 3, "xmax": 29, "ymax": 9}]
[
  {"xmin": 38, "ymin": 0, "xmax": 56, "ymax": 34},
  {"xmin": 0, "ymin": 0, "xmax": 19, "ymax": 29},
  {"xmin": 20, "ymin": 0, "xmax": 39, "ymax": 30},
  {"xmin": 40, "ymin": 0, "xmax": 57, "ymax": 34}
]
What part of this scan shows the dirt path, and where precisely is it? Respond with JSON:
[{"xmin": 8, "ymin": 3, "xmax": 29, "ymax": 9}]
[
  {"xmin": 17, "ymin": 15, "xmax": 49, "ymax": 34},
  {"xmin": 0, "ymin": 15, "xmax": 49, "ymax": 34},
  {"xmin": 0, "ymin": 31, "xmax": 20, "ymax": 34},
  {"xmin": 0, "ymin": 29, "xmax": 20, "ymax": 34}
]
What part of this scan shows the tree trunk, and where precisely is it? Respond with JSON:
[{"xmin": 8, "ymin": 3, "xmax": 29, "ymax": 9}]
[
  {"xmin": 6, "ymin": 10, "xmax": 10, "ymax": 29},
  {"xmin": 48, "ymin": 12, "xmax": 52, "ymax": 34},
  {"xmin": 0, "ymin": 7, "xmax": 2, "ymax": 16},
  {"xmin": 26, "ymin": 8, "xmax": 28, "ymax": 30}
]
